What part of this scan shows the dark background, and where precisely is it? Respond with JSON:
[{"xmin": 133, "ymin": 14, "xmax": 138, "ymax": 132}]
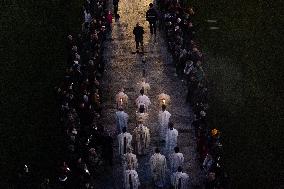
[
  {"xmin": 191, "ymin": 0, "xmax": 283, "ymax": 188},
  {"xmin": 0, "ymin": 0, "xmax": 84, "ymax": 187},
  {"xmin": 0, "ymin": 0, "xmax": 283, "ymax": 188}
]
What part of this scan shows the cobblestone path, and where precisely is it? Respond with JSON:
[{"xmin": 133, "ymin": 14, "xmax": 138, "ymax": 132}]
[{"xmin": 96, "ymin": 0, "xmax": 203, "ymax": 188}]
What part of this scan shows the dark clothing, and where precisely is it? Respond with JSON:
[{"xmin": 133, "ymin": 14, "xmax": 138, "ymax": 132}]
[
  {"xmin": 133, "ymin": 26, "xmax": 144, "ymax": 49},
  {"xmin": 146, "ymin": 8, "xmax": 158, "ymax": 34}
]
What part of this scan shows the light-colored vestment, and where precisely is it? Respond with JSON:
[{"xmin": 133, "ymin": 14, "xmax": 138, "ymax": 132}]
[
  {"xmin": 158, "ymin": 110, "xmax": 171, "ymax": 140},
  {"xmin": 118, "ymin": 132, "xmax": 132, "ymax": 155},
  {"xmin": 133, "ymin": 124, "xmax": 150, "ymax": 155},
  {"xmin": 169, "ymin": 152, "xmax": 184, "ymax": 172},
  {"xmin": 166, "ymin": 128, "xmax": 179, "ymax": 154},
  {"xmin": 124, "ymin": 169, "xmax": 140, "ymax": 189},
  {"xmin": 115, "ymin": 110, "xmax": 129, "ymax": 133},
  {"xmin": 171, "ymin": 171, "xmax": 190, "ymax": 189},
  {"xmin": 135, "ymin": 112, "xmax": 149, "ymax": 123},
  {"xmin": 150, "ymin": 153, "xmax": 167, "ymax": 187},
  {"xmin": 122, "ymin": 152, "xmax": 138, "ymax": 171},
  {"xmin": 136, "ymin": 95, "xmax": 151, "ymax": 111}
]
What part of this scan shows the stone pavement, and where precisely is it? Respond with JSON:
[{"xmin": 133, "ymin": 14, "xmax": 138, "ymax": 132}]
[{"xmin": 95, "ymin": 0, "xmax": 203, "ymax": 188}]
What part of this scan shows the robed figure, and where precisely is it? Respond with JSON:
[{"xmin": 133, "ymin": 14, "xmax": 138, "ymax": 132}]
[
  {"xmin": 137, "ymin": 78, "xmax": 150, "ymax": 94},
  {"xmin": 118, "ymin": 127, "xmax": 133, "ymax": 155},
  {"xmin": 158, "ymin": 105, "xmax": 171, "ymax": 140},
  {"xmin": 150, "ymin": 148, "xmax": 167, "ymax": 187},
  {"xmin": 122, "ymin": 149, "xmax": 138, "ymax": 172},
  {"xmin": 124, "ymin": 169, "xmax": 140, "ymax": 189},
  {"xmin": 133, "ymin": 122, "xmax": 150, "ymax": 155},
  {"xmin": 115, "ymin": 107, "xmax": 129, "ymax": 133},
  {"xmin": 166, "ymin": 123, "xmax": 179, "ymax": 154},
  {"xmin": 116, "ymin": 88, "xmax": 129, "ymax": 108},
  {"xmin": 169, "ymin": 147, "xmax": 184, "ymax": 173},
  {"xmin": 136, "ymin": 89, "xmax": 151, "ymax": 112},
  {"xmin": 135, "ymin": 105, "xmax": 149, "ymax": 124},
  {"xmin": 171, "ymin": 167, "xmax": 190, "ymax": 189}
]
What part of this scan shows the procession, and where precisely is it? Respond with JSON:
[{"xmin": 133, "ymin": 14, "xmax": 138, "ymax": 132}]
[{"xmin": 12, "ymin": 0, "xmax": 229, "ymax": 188}]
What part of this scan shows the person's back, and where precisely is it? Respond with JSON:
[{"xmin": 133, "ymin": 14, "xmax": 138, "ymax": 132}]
[
  {"xmin": 133, "ymin": 25, "xmax": 144, "ymax": 40},
  {"xmin": 146, "ymin": 5, "xmax": 158, "ymax": 23}
]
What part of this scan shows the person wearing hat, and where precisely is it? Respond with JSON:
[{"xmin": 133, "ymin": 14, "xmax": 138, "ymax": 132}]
[{"xmin": 146, "ymin": 3, "xmax": 158, "ymax": 35}]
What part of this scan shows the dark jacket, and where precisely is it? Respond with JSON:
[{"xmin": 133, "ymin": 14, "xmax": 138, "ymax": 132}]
[
  {"xmin": 146, "ymin": 8, "xmax": 158, "ymax": 23},
  {"xmin": 133, "ymin": 26, "xmax": 144, "ymax": 41}
]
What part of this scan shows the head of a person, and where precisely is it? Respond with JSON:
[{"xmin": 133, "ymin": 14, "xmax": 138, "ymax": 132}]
[
  {"xmin": 177, "ymin": 166, "xmax": 183, "ymax": 172},
  {"xmin": 155, "ymin": 148, "xmax": 160, "ymax": 153},
  {"xmin": 140, "ymin": 88, "xmax": 144, "ymax": 95},
  {"xmin": 149, "ymin": 3, "xmax": 153, "ymax": 8},
  {"xmin": 136, "ymin": 22, "xmax": 140, "ymax": 27},
  {"xmin": 169, "ymin": 122, "xmax": 174, "ymax": 130},
  {"xmin": 174, "ymin": 147, "xmax": 180, "ymax": 153},
  {"xmin": 118, "ymin": 106, "xmax": 123, "ymax": 111},
  {"xmin": 162, "ymin": 104, "xmax": 166, "ymax": 111},
  {"xmin": 122, "ymin": 127, "xmax": 127, "ymax": 133},
  {"xmin": 139, "ymin": 105, "xmax": 145, "ymax": 113}
]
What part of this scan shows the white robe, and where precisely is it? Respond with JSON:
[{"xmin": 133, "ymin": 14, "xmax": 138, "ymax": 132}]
[
  {"xmin": 133, "ymin": 124, "xmax": 150, "ymax": 155},
  {"xmin": 116, "ymin": 91, "xmax": 129, "ymax": 107},
  {"xmin": 124, "ymin": 169, "xmax": 140, "ymax": 189},
  {"xmin": 150, "ymin": 153, "xmax": 167, "ymax": 187},
  {"xmin": 171, "ymin": 171, "xmax": 189, "ymax": 189},
  {"xmin": 117, "ymin": 132, "xmax": 133, "ymax": 155},
  {"xmin": 122, "ymin": 152, "xmax": 138, "ymax": 171},
  {"xmin": 166, "ymin": 128, "xmax": 179, "ymax": 154},
  {"xmin": 115, "ymin": 111, "xmax": 129, "ymax": 133},
  {"xmin": 169, "ymin": 152, "xmax": 184, "ymax": 172},
  {"xmin": 158, "ymin": 110, "xmax": 171, "ymax": 140},
  {"xmin": 136, "ymin": 95, "xmax": 151, "ymax": 111}
]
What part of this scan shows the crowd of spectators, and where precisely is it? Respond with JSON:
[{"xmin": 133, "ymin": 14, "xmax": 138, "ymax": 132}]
[
  {"xmin": 15, "ymin": 1, "xmax": 113, "ymax": 189},
  {"xmin": 157, "ymin": 1, "xmax": 229, "ymax": 188},
  {"xmin": 54, "ymin": 0, "xmax": 114, "ymax": 188}
]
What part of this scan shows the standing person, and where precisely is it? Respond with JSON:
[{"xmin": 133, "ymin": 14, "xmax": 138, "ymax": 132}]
[
  {"xmin": 146, "ymin": 3, "xmax": 158, "ymax": 35},
  {"xmin": 158, "ymin": 104, "xmax": 171, "ymax": 141},
  {"xmin": 169, "ymin": 147, "xmax": 184, "ymax": 173},
  {"xmin": 135, "ymin": 89, "xmax": 151, "ymax": 112},
  {"xmin": 124, "ymin": 167, "xmax": 140, "ymax": 189},
  {"xmin": 133, "ymin": 120, "xmax": 151, "ymax": 155},
  {"xmin": 115, "ymin": 107, "xmax": 129, "ymax": 133},
  {"xmin": 113, "ymin": 0, "xmax": 119, "ymax": 17},
  {"xmin": 165, "ymin": 122, "xmax": 179, "ymax": 154},
  {"xmin": 117, "ymin": 127, "xmax": 133, "ymax": 155},
  {"xmin": 116, "ymin": 88, "xmax": 129, "ymax": 108},
  {"xmin": 171, "ymin": 166, "xmax": 190, "ymax": 189},
  {"xmin": 122, "ymin": 148, "xmax": 138, "ymax": 172},
  {"xmin": 150, "ymin": 148, "xmax": 167, "ymax": 188},
  {"xmin": 133, "ymin": 23, "xmax": 145, "ymax": 52}
]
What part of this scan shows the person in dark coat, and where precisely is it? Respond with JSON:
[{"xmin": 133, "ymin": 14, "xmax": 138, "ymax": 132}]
[
  {"xmin": 133, "ymin": 23, "xmax": 144, "ymax": 51},
  {"xmin": 146, "ymin": 3, "xmax": 158, "ymax": 34}
]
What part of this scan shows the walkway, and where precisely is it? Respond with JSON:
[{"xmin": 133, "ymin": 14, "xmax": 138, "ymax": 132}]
[{"xmin": 97, "ymin": 0, "xmax": 203, "ymax": 188}]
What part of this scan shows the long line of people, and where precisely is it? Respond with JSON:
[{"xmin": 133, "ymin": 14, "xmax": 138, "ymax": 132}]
[{"xmin": 157, "ymin": 1, "xmax": 229, "ymax": 188}]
